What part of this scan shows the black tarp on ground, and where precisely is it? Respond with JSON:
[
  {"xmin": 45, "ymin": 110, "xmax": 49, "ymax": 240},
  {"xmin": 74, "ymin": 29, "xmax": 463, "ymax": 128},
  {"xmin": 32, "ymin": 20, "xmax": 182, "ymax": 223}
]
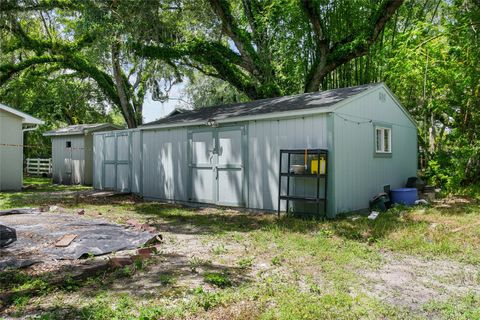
[{"xmin": 0, "ymin": 210, "xmax": 158, "ymax": 270}]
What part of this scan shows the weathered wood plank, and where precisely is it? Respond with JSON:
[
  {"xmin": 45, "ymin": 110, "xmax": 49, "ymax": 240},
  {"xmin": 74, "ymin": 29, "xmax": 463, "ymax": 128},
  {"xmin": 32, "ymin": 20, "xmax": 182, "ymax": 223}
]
[{"xmin": 54, "ymin": 234, "xmax": 77, "ymax": 247}]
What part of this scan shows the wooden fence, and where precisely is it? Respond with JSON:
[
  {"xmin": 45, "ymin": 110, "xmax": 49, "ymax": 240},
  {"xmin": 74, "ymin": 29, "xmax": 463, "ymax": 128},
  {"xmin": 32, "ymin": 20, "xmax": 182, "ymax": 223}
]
[{"xmin": 26, "ymin": 158, "xmax": 52, "ymax": 175}]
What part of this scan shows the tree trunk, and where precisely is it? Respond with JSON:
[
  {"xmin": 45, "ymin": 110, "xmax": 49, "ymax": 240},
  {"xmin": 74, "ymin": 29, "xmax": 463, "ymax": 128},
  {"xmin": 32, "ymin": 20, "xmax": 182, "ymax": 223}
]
[{"xmin": 111, "ymin": 41, "xmax": 138, "ymax": 128}]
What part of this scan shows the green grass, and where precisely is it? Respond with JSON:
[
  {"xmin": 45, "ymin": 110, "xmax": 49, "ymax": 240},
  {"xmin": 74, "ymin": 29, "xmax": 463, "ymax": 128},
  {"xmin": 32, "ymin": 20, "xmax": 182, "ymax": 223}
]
[
  {"xmin": 2, "ymin": 177, "xmax": 480, "ymax": 319},
  {"xmin": 23, "ymin": 176, "xmax": 90, "ymax": 192},
  {"xmin": 423, "ymin": 292, "xmax": 480, "ymax": 319},
  {"xmin": 0, "ymin": 176, "xmax": 90, "ymax": 208},
  {"xmin": 203, "ymin": 272, "xmax": 232, "ymax": 288}
]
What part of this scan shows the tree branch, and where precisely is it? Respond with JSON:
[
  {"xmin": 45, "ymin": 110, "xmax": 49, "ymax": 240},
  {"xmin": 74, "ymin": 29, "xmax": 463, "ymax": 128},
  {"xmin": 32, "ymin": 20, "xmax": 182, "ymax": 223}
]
[
  {"xmin": 208, "ymin": 0, "xmax": 259, "ymax": 75},
  {"xmin": 300, "ymin": 0, "xmax": 326, "ymax": 42},
  {"xmin": 0, "ymin": 0, "xmax": 82, "ymax": 13},
  {"xmin": 0, "ymin": 55, "xmax": 66, "ymax": 84},
  {"xmin": 111, "ymin": 39, "xmax": 137, "ymax": 128},
  {"xmin": 134, "ymin": 39, "xmax": 261, "ymax": 99},
  {"xmin": 304, "ymin": 0, "xmax": 404, "ymax": 92},
  {"xmin": 3, "ymin": 19, "xmax": 97, "ymax": 55}
]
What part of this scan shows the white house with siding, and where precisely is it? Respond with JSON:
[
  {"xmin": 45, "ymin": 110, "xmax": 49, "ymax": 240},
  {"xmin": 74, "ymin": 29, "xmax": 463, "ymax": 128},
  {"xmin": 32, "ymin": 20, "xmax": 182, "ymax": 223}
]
[
  {"xmin": 43, "ymin": 124, "xmax": 121, "ymax": 185},
  {"xmin": 0, "ymin": 103, "xmax": 44, "ymax": 191},
  {"xmin": 92, "ymin": 83, "xmax": 417, "ymax": 218}
]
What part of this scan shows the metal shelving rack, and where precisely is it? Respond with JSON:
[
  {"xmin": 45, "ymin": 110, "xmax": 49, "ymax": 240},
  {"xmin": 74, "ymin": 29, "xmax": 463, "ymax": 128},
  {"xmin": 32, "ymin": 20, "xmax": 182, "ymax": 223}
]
[{"xmin": 277, "ymin": 149, "xmax": 328, "ymax": 218}]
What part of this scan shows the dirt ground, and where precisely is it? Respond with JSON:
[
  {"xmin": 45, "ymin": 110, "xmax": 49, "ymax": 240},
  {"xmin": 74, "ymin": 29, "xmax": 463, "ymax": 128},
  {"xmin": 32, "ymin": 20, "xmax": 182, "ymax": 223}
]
[
  {"xmin": 1, "ymin": 185, "xmax": 480, "ymax": 318},
  {"xmin": 361, "ymin": 253, "xmax": 480, "ymax": 309}
]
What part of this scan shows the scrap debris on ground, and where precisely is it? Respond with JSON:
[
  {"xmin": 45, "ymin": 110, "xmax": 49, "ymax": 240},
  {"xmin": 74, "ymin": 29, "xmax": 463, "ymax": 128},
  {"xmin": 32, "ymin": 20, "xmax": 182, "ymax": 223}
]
[{"xmin": 0, "ymin": 207, "xmax": 161, "ymax": 271}]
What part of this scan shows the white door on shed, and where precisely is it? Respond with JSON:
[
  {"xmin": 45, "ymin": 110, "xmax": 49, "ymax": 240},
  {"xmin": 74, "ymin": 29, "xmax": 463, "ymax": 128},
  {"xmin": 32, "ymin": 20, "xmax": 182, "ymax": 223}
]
[
  {"xmin": 104, "ymin": 135, "xmax": 116, "ymax": 189},
  {"xmin": 217, "ymin": 127, "xmax": 245, "ymax": 206},
  {"xmin": 103, "ymin": 133, "xmax": 131, "ymax": 192},
  {"xmin": 190, "ymin": 130, "xmax": 216, "ymax": 203},
  {"xmin": 189, "ymin": 126, "xmax": 246, "ymax": 207},
  {"xmin": 116, "ymin": 133, "xmax": 131, "ymax": 192}
]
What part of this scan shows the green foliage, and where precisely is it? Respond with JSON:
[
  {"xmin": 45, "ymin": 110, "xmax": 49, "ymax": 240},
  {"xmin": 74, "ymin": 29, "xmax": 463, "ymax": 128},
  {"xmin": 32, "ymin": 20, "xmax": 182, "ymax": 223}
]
[
  {"xmin": 237, "ymin": 256, "xmax": 254, "ymax": 269},
  {"xmin": 0, "ymin": 0, "xmax": 180, "ymax": 128},
  {"xmin": 211, "ymin": 243, "xmax": 227, "ymax": 255},
  {"xmin": 188, "ymin": 256, "xmax": 212, "ymax": 273},
  {"xmin": 203, "ymin": 272, "xmax": 232, "ymax": 288},
  {"xmin": 158, "ymin": 273, "xmax": 177, "ymax": 286},
  {"xmin": 271, "ymin": 256, "xmax": 283, "ymax": 266},
  {"xmin": 185, "ymin": 71, "xmax": 248, "ymax": 108},
  {"xmin": 191, "ymin": 286, "xmax": 225, "ymax": 311},
  {"xmin": 133, "ymin": 257, "xmax": 144, "ymax": 270},
  {"xmin": 0, "ymin": 71, "xmax": 116, "ymax": 158}
]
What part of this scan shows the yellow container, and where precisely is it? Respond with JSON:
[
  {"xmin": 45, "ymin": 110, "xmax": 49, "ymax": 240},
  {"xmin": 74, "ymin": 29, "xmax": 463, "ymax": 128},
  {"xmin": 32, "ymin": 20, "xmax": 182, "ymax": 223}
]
[{"xmin": 310, "ymin": 158, "xmax": 326, "ymax": 174}]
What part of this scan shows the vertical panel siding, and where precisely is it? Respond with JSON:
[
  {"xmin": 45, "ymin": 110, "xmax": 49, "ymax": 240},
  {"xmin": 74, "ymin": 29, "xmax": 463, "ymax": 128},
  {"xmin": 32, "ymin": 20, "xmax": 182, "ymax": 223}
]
[
  {"xmin": 84, "ymin": 135, "xmax": 94, "ymax": 185},
  {"xmin": 247, "ymin": 114, "xmax": 328, "ymax": 211},
  {"xmin": 93, "ymin": 130, "xmax": 141, "ymax": 193},
  {"xmin": 333, "ymin": 87, "xmax": 417, "ymax": 214},
  {"xmin": 93, "ymin": 134, "xmax": 104, "ymax": 189},
  {"xmin": 142, "ymin": 128, "xmax": 188, "ymax": 201},
  {"xmin": 0, "ymin": 110, "xmax": 23, "ymax": 191},
  {"xmin": 131, "ymin": 131, "xmax": 141, "ymax": 193},
  {"xmin": 51, "ymin": 135, "xmax": 85, "ymax": 185}
]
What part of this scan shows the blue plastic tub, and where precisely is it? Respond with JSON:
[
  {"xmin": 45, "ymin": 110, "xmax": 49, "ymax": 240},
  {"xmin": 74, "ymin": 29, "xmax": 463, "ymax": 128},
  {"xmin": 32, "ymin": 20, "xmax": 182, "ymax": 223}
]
[{"xmin": 391, "ymin": 188, "xmax": 418, "ymax": 206}]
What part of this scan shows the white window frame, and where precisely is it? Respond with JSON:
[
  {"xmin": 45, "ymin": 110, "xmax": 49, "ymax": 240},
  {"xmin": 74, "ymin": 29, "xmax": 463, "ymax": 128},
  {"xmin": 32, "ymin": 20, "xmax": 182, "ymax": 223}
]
[{"xmin": 375, "ymin": 126, "xmax": 392, "ymax": 154}]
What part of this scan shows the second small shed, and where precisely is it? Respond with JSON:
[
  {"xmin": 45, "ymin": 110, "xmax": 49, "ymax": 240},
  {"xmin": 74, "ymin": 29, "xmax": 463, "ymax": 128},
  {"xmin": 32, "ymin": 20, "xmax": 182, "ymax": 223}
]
[{"xmin": 44, "ymin": 124, "xmax": 121, "ymax": 185}]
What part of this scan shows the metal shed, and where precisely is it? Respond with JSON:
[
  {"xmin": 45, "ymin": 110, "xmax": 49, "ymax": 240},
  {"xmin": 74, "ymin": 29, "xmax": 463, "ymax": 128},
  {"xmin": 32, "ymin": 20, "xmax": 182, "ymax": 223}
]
[
  {"xmin": 44, "ymin": 124, "xmax": 122, "ymax": 185},
  {"xmin": 93, "ymin": 83, "xmax": 418, "ymax": 217},
  {"xmin": 0, "ymin": 103, "xmax": 44, "ymax": 191}
]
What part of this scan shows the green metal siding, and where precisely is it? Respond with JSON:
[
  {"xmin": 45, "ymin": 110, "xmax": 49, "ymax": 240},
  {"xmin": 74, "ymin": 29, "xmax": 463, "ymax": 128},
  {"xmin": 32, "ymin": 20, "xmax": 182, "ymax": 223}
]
[{"xmin": 331, "ymin": 86, "xmax": 417, "ymax": 215}]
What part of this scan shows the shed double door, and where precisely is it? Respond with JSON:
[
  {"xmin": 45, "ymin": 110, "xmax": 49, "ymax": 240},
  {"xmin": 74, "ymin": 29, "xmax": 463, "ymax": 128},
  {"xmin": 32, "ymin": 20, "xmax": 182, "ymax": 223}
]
[
  {"xmin": 189, "ymin": 126, "xmax": 246, "ymax": 207},
  {"xmin": 103, "ymin": 132, "xmax": 131, "ymax": 192}
]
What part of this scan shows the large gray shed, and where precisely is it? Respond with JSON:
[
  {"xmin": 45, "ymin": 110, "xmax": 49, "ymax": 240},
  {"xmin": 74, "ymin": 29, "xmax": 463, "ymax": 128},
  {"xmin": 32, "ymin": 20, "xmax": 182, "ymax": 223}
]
[
  {"xmin": 44, "ymin": 124, "xmax": 121, "ymax": 185},
  {"xmin": 92, "ymin": 83, "xmax": 417, "ymax": 217}
]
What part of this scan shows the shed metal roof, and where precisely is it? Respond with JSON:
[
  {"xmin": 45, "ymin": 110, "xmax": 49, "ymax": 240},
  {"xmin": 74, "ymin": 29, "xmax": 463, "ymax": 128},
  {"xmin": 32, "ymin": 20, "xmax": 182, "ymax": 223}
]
[
  {"xmin": 0, "ymin": 103, "xmax": 44, "ymax": 125},
  {"xmin": 143, "ymin": 83, "xmax": 380, "ymax": 127},
  {"xmin": 43, "ymin": 123, "xmax": 123, "ymax": 137}
]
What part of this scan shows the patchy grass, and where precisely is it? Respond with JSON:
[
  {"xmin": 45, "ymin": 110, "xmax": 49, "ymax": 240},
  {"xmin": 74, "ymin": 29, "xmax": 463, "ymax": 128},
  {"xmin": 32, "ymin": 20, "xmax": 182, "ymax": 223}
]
[
  {"xmin": 1, "ymin": 178, "xmax": 480, "ymax": 319},
  {"xmin": 331, "ymin": 204, "xmax": 480, "ymax": 264},
  {"xmin": 0, "ymin": 176, "xmax": 89, "ymax": 208},
  {"xmin": 423, "ymin": 292, "xmax": 480, "ymax": 319}
]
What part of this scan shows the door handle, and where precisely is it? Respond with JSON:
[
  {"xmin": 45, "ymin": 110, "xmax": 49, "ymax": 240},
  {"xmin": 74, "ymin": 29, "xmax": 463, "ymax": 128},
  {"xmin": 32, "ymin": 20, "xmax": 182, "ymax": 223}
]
[{"xmin": 213, "ymin": 166, "xmax": 218, "ymax": 179}]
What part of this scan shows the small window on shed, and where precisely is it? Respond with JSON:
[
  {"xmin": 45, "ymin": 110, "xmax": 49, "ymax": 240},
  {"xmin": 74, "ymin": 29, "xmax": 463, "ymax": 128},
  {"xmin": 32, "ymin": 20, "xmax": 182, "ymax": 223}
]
[
  {"xmin": 375, "ymin": 126, "xmax": 391, "ymax": 154},
  {"xmin": 66, "ymin": 141, "xmax": 72, "ymax": 148}
]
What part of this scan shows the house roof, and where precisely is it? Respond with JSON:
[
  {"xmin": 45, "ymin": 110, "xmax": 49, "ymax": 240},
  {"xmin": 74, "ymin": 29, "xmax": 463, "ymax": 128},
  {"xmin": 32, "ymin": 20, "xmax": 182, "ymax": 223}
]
[
  {"xmin": 0, "ymin": 103, "xmax": 44, "ymax": 125},
  {"xmin": 43, "ymin": 123, "xmax": 123, "ymax": 137},
  {"xmin": 143, "ymin": 83, "xmax": 380, "ymax": 128},
  {"xmin": 165, "ymin": 108, "xmax": 188, "ymax": 117}
]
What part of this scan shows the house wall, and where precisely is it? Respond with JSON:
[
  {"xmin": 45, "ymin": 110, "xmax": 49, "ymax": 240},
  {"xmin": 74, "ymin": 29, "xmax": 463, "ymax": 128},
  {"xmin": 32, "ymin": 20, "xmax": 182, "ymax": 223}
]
[
  {"xmin": 0, "ymin": 109, "xmax": 23, "ymax": 191},
  {"xmin": 331, "ymin": 86, "xmax": 417, "ymax": 216},
  {"xmin": 51, "ymin": 135, "xmax": 85, "ymax": 185}
]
